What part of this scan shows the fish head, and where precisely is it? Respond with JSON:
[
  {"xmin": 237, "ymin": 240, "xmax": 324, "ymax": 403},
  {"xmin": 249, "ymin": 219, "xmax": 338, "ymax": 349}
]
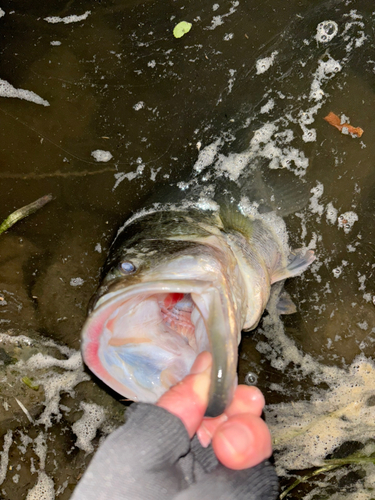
[{"xmin": 81, "ymin": 237, "xmax": 243, "ymax": 417}]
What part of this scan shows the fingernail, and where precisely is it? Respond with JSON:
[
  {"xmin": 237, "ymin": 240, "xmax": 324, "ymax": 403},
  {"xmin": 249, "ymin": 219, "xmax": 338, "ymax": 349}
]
[
  {"xmin": 191, "ymin": 354, "xmax": 212, "ymax": 404},
  {"xmin": 190, "ymin": 351, "xmax": 212, "ymax": 375},
  {"xmin": 197, "ymin": 426, "xmax": 212, "ymax": 448},
  {"xmin": 217, "ymin": 423, "xmax": 254, "ymax": 456}
]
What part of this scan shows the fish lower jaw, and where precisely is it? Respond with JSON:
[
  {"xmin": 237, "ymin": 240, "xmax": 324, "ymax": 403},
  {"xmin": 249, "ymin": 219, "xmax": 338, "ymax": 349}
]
[{"xmin": 82, "ymin": 280, "xmax": 238, "ymax": 416}]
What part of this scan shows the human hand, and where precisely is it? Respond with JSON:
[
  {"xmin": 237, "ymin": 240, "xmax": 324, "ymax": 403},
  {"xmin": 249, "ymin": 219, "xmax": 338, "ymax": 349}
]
[{"xmin": 157, "ymin": 351, "xmax": 272, "ymax": 470}]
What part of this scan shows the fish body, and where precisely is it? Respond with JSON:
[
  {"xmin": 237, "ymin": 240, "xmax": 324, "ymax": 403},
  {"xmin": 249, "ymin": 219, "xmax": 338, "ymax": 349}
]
[{"xmin": 81, "ymin": 200, "xmax": 314, "ymax": 416}]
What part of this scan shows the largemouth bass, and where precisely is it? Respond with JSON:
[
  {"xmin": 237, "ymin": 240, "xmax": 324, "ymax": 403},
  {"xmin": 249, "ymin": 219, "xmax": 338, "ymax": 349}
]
[{"xmin": 81, "ymin": 185, "xmax": 315, "ymax": 416}]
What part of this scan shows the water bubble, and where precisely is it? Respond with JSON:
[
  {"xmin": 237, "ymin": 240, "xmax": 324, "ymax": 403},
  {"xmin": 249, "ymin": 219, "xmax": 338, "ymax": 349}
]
[
  {"xmin": 325, "ymin": 22, "xmax": 336, "ymax": 36},
  {"xmin": 332, "ymin": 267, "xmax": 342, "ymax": 278},
  {"xmin": 316, "ymin": 20, "xmax": 338, "ymax": 43},
  {"xmin": 244, "ymin": 372, "xmax": 258, "ymax": 385}
]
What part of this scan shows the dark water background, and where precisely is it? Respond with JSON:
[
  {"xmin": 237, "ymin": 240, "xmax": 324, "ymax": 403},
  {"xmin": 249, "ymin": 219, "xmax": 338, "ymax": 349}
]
[{"xmin": 0, "ymin": 0, "xmax": 374, "ymax": 498}]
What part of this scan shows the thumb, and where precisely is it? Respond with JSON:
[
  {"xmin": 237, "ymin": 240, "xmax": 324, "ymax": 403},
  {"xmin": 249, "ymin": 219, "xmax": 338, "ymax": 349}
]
[{"xmin": 156, "ymin": 352, "xmax": 212, "ymax": 438}]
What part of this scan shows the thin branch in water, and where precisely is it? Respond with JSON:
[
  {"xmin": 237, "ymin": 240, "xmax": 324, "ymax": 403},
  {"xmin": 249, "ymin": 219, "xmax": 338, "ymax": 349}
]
[
  {"xmin": 0, "ymin": 194, "xmax": 53, "ymax": 235},
  {"xmin": 279, "ymin": 464, "xmax": 340, "ymax": 499},
  {"xmin": 14, "ymin": 397, "xmax": 34, "ymax": 424},
  {"xmin": 279, "ymin": 454, "xmax": 375, "ymax": 499},
  {"xmin": 0, "ymin": 168, "xmax": 117, "ymax": 179}
]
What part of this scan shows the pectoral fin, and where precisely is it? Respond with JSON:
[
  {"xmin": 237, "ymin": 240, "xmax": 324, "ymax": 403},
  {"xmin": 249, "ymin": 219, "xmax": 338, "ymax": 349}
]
[
  {"xmin": 276, "ymin": 290, "xmax": 297, "ymax": 315},
  {"xmin": 271, "ymin": 249, "xmax": 315, "ymax": 283}
]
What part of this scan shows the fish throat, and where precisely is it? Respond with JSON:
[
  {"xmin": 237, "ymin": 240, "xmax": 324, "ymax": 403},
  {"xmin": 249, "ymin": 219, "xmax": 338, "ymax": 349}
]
[
  {"xmin": 159, "ymin": 293, "xmax": 196, "ymax": 349},
  {"xmin": 97, "ymin": 288, "xmax": 210, "ymax": 401}
]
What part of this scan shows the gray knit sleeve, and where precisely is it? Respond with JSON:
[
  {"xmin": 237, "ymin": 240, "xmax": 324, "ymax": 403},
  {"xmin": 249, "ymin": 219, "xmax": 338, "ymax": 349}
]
[{"xmin": 71, "ymin": 403, "xmax": 279, "ymax": 500}]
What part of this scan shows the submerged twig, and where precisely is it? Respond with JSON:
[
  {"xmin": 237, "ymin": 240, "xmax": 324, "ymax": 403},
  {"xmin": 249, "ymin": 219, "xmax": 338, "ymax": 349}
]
[
  {"xmin": 279, "ymin": 464, "xmax": 340, "ymax": 499},
  {"xmin": 324, "ymin": 456, "xmax": 375, "ymax": 466},
  {"xmin": 279, "ymin": 454, "xmax": 375, "ymax": 499},
  {"xmin": 14, "ymin": 397, "xmax": 34, "ymax": 424},
  {"xmin": 0, "ymin": 194, "xmax": 52, "ymax": 236},
  {"xmin": 0, "ymin": 168, "xmax": 117, "ymax": 179}
]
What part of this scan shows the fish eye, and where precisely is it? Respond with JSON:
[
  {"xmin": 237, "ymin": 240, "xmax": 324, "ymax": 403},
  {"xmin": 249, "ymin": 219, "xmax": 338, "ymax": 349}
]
[{"xmin": 119, "ymin": 261, "xmax": 137, "ymax": 275}]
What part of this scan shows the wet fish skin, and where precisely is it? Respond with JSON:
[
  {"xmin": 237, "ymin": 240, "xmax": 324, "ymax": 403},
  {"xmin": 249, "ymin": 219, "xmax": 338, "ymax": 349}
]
[{"xmin": 82, "ymin": 205, "xmax": 314, "ymax": 417}]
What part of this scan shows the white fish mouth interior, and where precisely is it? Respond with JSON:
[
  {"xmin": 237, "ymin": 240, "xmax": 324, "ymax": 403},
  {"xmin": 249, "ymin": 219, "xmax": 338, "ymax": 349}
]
[{"xmin": 98, "ymin": 290, "xmax": 210, "ymax": 401}]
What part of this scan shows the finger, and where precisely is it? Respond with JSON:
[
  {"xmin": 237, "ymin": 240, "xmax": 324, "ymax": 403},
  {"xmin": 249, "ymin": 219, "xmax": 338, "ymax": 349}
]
[
  {"xmin": 225, "ymin": 385, "xmax": 265, "ymax": 418},
  {"xmin": 212, "ymin": 413, "xmax": 272, "ymax": 470},
  {"xmin": 196, "ymin": 385, "xmax": 265, "ymax": 447},
  {"xmin": 157, "ymin": 351, "xmax": 212, "ymax": 438},
  {"xmin": 196, "ymin": 414, "xmax": 228, "ymax": 448}
]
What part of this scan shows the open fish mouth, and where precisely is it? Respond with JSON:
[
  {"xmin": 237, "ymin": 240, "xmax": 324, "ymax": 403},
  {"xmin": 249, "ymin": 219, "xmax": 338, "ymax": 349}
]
[{"xmin": 81, "ymin": 279, "xmax": 238, "ymax": 417}]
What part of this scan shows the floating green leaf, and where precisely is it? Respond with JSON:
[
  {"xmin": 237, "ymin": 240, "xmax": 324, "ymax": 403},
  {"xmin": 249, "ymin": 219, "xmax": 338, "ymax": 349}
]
[
  {"xmin": 173, "ymin": 21, "xmax": 192, "ymax": 39},
  {"xmin": 21, "ymin": 376, "xmax": 39, "ymax": 391}
]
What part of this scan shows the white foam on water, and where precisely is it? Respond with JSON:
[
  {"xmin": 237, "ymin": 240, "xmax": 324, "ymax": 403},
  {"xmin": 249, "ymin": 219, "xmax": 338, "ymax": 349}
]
[
  {"xmin": 268, "ymin": 355, "xmax": 375, "ymax": 474},
  {"xmin": 226, "ymin": 68, "xmax": 236, "ymax": 93},
  {"xmin": 257, "ymin": 291, "xmax": 375, "ymax": 479},
  {"xmin": 0, "ymin": 79, "xmax": 50, "ymax": 106},
  {"xmin": 0, "ymin": 333, "xmax": 121, "ymax": 499},
  {"xmin": 256, "ymin": 51, "xmax": 278, "ymax": 75},
  {"xmin": 44, "ymin": 11, "xmax": 90, "ymax": 24},
  {"xmin": 33, "ymin": 432, "xmax": 47, "ymax": 470},
  {"xmin": 300, "ymin": 124, "xmax": 316, "ymax": 143},
  {"xmin": 260, "ymin": 98, "xmax": 274, "ymax": 114},
  {"xmin": 338, "ymin": 211, "xmax": 358, "ymax": 233},
  {"xmin": 133, "ymin": 101, "xmax": 144, "ymax": 111},
  {"xmin": 309, "ymin": 182, "xmax": 324, "ymax": 216},
  {"xmin": 315, "ymin": 20, "xmax": 338, "ymax": 43},
  {"xmin": 26, "ymin": 471, "xmax": 54, "ymax": 500},
  {"xmin": 112, "ymin": 163, "xmax": 145, "ymax": 190},
  {"xmin": 205, "ymin": 1, "xmax": 239, "ymax": 30},
  {"xmin": 326, "ymin": 201, "xmax": 338, "ymax": 224},
  {"xmin": 216, "ymin": 151, "xmax": 251, "ymax": 181},
  {"xmin": 0, "ymin": 8, "xmax": 5, "ymax": 18},
  {"xmin": 18, "ymin": 432, "xmax": 32, "ymax": 455},
  {"xmin": 193, "ymin": 138, "xmax": 222, "ymax": 173},
  {"xmin": 72, "ymin": 402, "xmax": 106, "ymax": 454},
  {"xmin": 0, "ymin": 431, "xmax": 12, "ymax": 485},
  {"xmin": 14, "ymin": 350, "xmax": 90, "ymax": 428},
  {"xmin": 195, "ymin": 197, "xmax": 220, "ymax": 212},
  {"xmin": 25, "ymin": 350, "xmax": 82, "ymax": 371},
  {"xmin": 309, "ymin": 55, "xmax": 342, "ymax": 101},
  {"xmin": 91, "ymin": 150, "xmax": 113, "ymax": 162},
  {"xmin": 70, "ymin": 277, "xmax": 85, "ymax": 287},
  {"xmin": 214, "ymin": 122, "xmax": 301, "ymax": 180}
]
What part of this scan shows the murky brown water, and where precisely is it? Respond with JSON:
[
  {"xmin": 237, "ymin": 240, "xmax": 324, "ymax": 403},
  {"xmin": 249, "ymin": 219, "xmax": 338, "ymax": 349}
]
[{"xmin": 0, "ymin": 0, "xmax": 374, "ymax": 498}]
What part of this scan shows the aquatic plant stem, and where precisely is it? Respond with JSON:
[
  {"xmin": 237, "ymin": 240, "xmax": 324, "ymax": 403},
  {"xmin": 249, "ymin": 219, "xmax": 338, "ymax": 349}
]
[
  {"xmin": 0, "ymin": 194, "xmax": 53, "ymax": 235},
  {"xmin": 279, "ymin": 455, "xmax": 375, "ymax": 499},
  {"xmin": 279, "ymin": 464, "xmax": 340, "ymax": 499}
]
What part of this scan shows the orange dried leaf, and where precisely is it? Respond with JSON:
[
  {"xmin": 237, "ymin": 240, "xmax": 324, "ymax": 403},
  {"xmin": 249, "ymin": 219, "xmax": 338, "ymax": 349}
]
[{"xmin": 324, "ymin": 111, "xmax": 363, "ymax": 138}]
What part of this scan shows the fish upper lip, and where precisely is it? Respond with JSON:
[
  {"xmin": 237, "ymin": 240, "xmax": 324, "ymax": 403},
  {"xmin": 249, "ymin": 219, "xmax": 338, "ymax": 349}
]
[{"xmin": 83, "ymin": 278, "xmax": 238, "ymax": 416}]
